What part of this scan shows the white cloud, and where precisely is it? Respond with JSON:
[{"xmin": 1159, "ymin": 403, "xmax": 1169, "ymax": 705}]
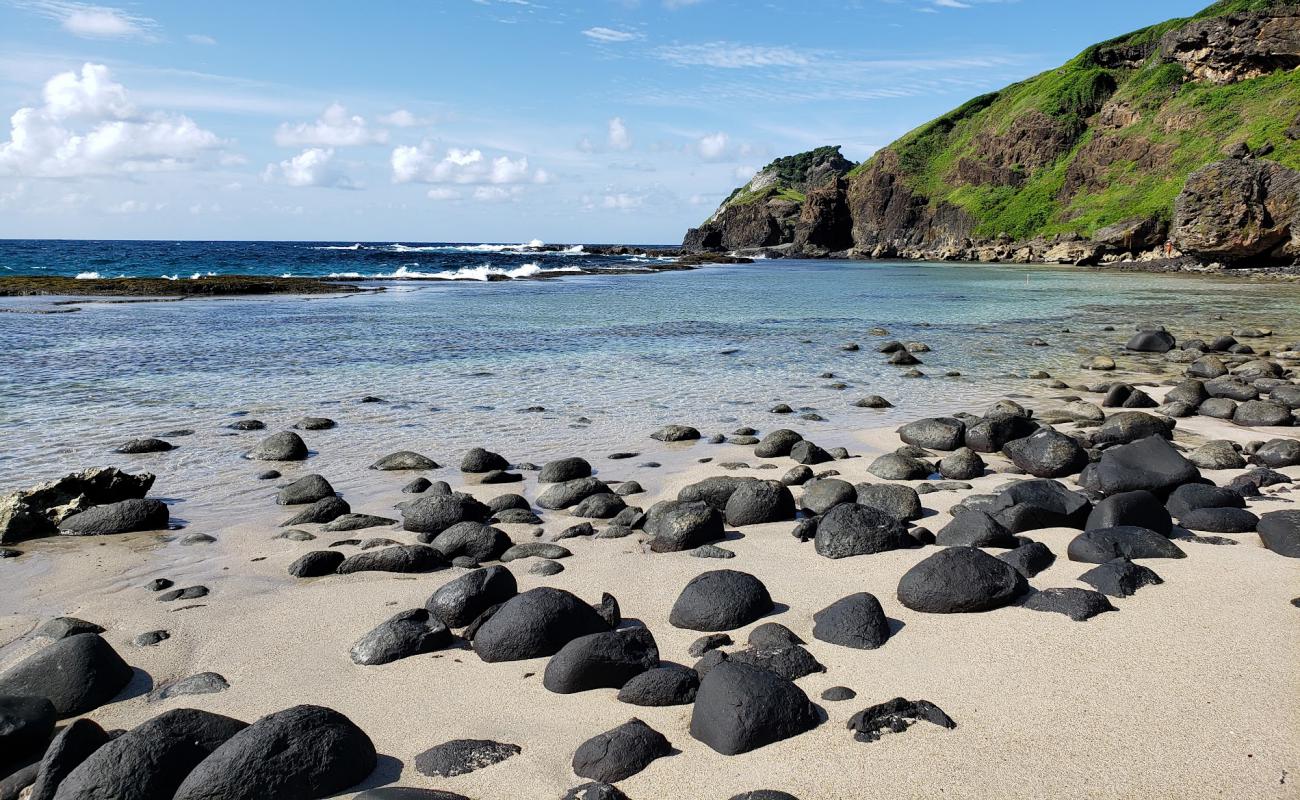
[
  {"xmin": 582, "ymin": 26, "xmax": 641, "ymax": 43},
  {"xmin": 378, "ymin": 109, "xmax": 422, "ymax": 128},
  {"xmin": 934, "ymin": 0, "xmax": 972, "ymax": 7},
  {"xmin": 656, "ymin": 43, "xmax": 812, "ymax": 69},
  {"xmin": 274, "ymin": 103, "xmax": 388, "ymax": 147},
  {"xmin": 473, "ymin": 186, "xmax": 521, "ymax": 202},
  {"xmin": 607, "ymin": 117, "xmax": 631, "ymax": 151},
  {"xmin": 664, "ymin": 0, "xmax": 705, "ymax": 7},
  {"xmin": 186, "ymin": 33, "xmax": 217, "ymax": 45},
  {"xmin": 425, "ymin": 187, "xmax": 460, "ymax": 201},
  {"xmin": 14, "ymin": 2, "xmax": 157, "ymax": 40},
  {"xmin": 602, "ymin": 193, "xmax": 643, "ymax": 210},
  {"xmin": 0, "ymin": 63, "xmax": 225, "ymax": 178},
  {"xmin": 390, "ymin": 140, "xmax": 546, "ymax": 186},
  {"xmin": 106, "ymin": 199, "xmax": 163, "ymax": 214},
  {"xmin": 262, "ymin": 147, "xmax": 358, "ymax": 189},
  {"xmin": 697, "ymin": 131, "xmax": 729, "ymax": 161}
]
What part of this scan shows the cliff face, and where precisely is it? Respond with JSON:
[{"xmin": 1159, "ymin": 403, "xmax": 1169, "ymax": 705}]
[{"xmin": 683, "ymin": 0, "xmax": 1300, "ymax": 266}]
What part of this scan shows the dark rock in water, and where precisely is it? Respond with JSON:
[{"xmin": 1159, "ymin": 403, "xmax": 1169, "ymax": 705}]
[
  {"xmin": 540, "ymin": 457, "xmax": 592, "ymax": 483},
  {"xmin": 1024, "ymin": 588, "xmax": 1116, "ymax": 621},
  {"xmin": 572, "ymin": 718, "xmax": 671, "ymax": 783},
  {"xmin": 669, "ymin": 570, "xmax": 774, "ymax": 632},
  {"xmin": 846, "ymin": 698, "xmax": 956, "ymax": 743},
  {"xmin": 172, "ymin": 705, "xmax": 376, "ymax": 800},
  {"xmin": 34, "ymin": 616, "xmax": 104, "ymax": 640},
  {"xmin": 403, "ymin": 494, "xmax": 489, "ymax": 536},
  {"xmin": 1086, "ymin": 490, "xmax": 1173, "ymax": 536},
  {"xmin": 459, "ymin": 445, "xmax": 507, "ymax": 471},
  {"xmin": 997, "ymin": 541, "xmax": 1055, "ymax": 578},
  {"xmin": 1079, "ymin": 557, "xmax": 1162, "ymax": 597},
  {"xmin": 355, "ymin": 790, "xmax": 470, "ymax": 800},
  {"xmin": 324, "ymin": 513, "xmax": 396, "ymax": 532},
  {"xmin": 115, "ymin": 438, "xmax": 174, "ymax": 454},
  {"xmin": 275, "ymin": 474, "xmax": 335, "ymax": 505},
  {"xmin": 615, "ymin": 481, "xmax": 644, "ymax": 497},
  {"xmin": 618, "ymin": 665, "xmax": 699, "ymax": 707},
  {"xmin": 57, "ymin": 499, "xmax": 169, "ymax": 536},
  {"xmin": 228, "ymin": 419, "xmax": 265, "ymax": 431},
  {"xmin": 0, "ymin": 466, "xmax": 155, "ymax": 545},
  {"xmin": 812, "ymin": 592, "xmax": 891, "ymax": 650},
  {"xmin": 337, "ymin": 544, "xmax": 447, "ymax": 574},
  {"xmin": 789, "ymin": 440, "xmax": 832, "ymax": 465},
  {"xmin": 427, "ymin": 566, "xmax": 517, "ymax": 628},
  {"xmin": 1252, "ymin": 438, "xmax": 1300, "ymax": 468},
  {"xmin": 544, "ymin": 628, "xmax": 659, "ymax": 694},
  {"xmin": 1102, "ymin": 384, "xmax": 1157, "ymax": 409},
  {"xmin": 293, "ymin": 417, "xmax": 336, "ymax": 430},
  {"xmin": 725, "ymin": 481, "xmax": 796, "ymax": 526},
  {"xmin": 157, "ymin": 586, "xmax": 208, "ymax": 602},
  {"xmin": 402, "ymin": 477, "xmax": 433, "ymax": 494},
  {"xmin": 644, "ymin": 501, "xmax": 724, "ymax": 553},
  {"xmin": 350, "ymin": 609, "xmax": 450, "ymax": 666},
  {"xmin": 939, "ymin": 448, "xmax": 985, "ymax": 480},
  {"xmin": 651, "ymin": 425, "xmax": 701, "ymax": 442},
  {"xmin": 814, "ymin": 503, "xmax": 909, "ymax": 559},
  {"xmin": 1003, "ymin": 430, "xmax": 1088, "ymax": 479},
  {"xmin": 414, "ymin": 739, "xmax": 520, "ymax": 778},
  {"xmin": 472, "ymin": 587, "xmax": 610, "ymax": 662},
  {"xmin": 898, "ymin": 417, "xmax": 965, "ymax": 451},
  {"xmin": 371, "ymin": 451, "xmax": 439, "ymax": 471},
  {"xmin": 854, "ymin": 395, "xmax": 893, "ymax": 408},
  {"xmin": 133, "ymin": 630, "xmax": 169, "ymax": 647},
  {"xmin": 428, "ymin": 521, "xmax": 511, "ymax": 562},
  {"xmin": 147, "ymin": 672, "xmax": 231, "ymax": 702},
  {"xmin": 1180, "ymin": 506, "xmax": 1258, "ymax": 533},
  {"xmin": 572, "ymin": 493, "xmax": 627, "ymax": 519},
  {"xmin": 25, "ymin": 717, "xmax": 110, "ymax": 800},
  {"xmin": 867, "ymin": 452, "xmax": 931, "ymax": 480},
  {"xmin": 821, "ymin": 686, "xmax": 857, "ymax": 702},
  {"xmin": 754, "ymin": 429, "xmax": 803, "ymax": 458},
  {"xmin": 288, "ymin": 550, "xmax": 344, "ymax": 578},
  {"xmin": 280, "ymin": 496, "xmax": 350, "ymax": 527},
  {"xmin": 688, "ymin": 633, "xmax": 732, "ymax": 657},
  {"xmin": 0, "ymin": 633, "xmax": 132, "ymax": 717},
  {"xmin": 501, "ymin": 542, "xmax": 571, "ymax": 562},
  {"xmin": 246, "ymin": 431, "xmax": 308, "ymax": 461},
  {"xmin": 1126, "ymin": 329, "xmax": 1175, "ymax": 353},
  {"xmin": 0, "ymin": 696, "xmax": 55, "ymax": 772},
  {"xmin": 563, "ymin": 783, "xmax": 629, "ymax": 800},
  {"xmin": 799, "ymin": 478, "xmax": 856, "ymax": 514},
  {"xmin": 1256, "ymin": 511, "xmax": 1300, "ymax": 558},
  {"xmin": 989, "ymin": 479, "xmax": 1091, "ymax": 533},
  {"xmin": 855, "ymin": 483, "xmax": 922, "ymax": 522},
  {"xmin": 935, "ymin": 509, "xmax": 1016, "ymax": 548},
  {"xmin": 1165, "ymin": 483, "xmax": 1245, "ymax": 520},
  {"xmin": 897, "ymin": 547, "xmax": 1028, "ymax": 613},
  {"xmin": 728, "ymin": 644, "xmax": 825, "ymax": 681},
  {"xmin": 537, "ymin": 478, "xmax": 613, "ymax": 510},
  {"xmin": 1080, "ymin": 436, "xmax": 1200, "ymax": 496},
  {"xmin": 1067, "ymin": 526, "xmax": 1186, "ymax": 563},
  {"xmin": 689, "ymin": 661, "xmax": 819, "ymax": 755},
  {"xmin": 55, "ymin": 708, "xmax": 248, "ymax": 800}
]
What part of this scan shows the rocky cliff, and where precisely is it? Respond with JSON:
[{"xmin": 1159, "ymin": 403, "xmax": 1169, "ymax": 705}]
[{"xmin": 683, "ymin": 0, "xmax": 1300, "ymax": 267}]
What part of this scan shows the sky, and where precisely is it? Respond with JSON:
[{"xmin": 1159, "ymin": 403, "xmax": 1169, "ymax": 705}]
[{"xmin": 0, "ymin": 0, "xmax": 1217, "ymax": 244}]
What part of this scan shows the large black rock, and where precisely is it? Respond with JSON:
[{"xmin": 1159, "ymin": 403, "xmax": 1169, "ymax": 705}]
[
  {"xmin": 812, "ymin": 592, "xmax": 891, "ymax": 650},
  {"xmin": 0, "ymin": 634, "xmax": 132, "ymax": 718},
  {"xmin": 1003, "ymin": 430, "xmax": 1088, "ymax": 479},
  {"xmin": 426, "ymin": 522, "xmax": 511, "ymax": 562},
  {"xmin": 413, "ymin": 739, "xmax": 520, "ymax": 778},
  {"xmin": 668, "ymin": 570, "xmax": 774, "ymax": 632},
  {"xmin": 1165, "ymin": 483, "xmax": 1244, "ymax": 520},
  {"xmin": 813, "ymin": 503, "xmax": 909, "ymax": 559},
  {"xmin": 935, "ymin": 509, "xmax": 1016, "ymax": 548},
  {"xmin": 350, "ymin": 609, "xmax": 451, "ymax": 666},
  {"xmin": 472, "ymin": 587, "xmax": 610, "ymax": 662},
  {"xmin": 543, "ymin": 628, "xmax": 659, "ymax": 694},
  {"xmin": 401, "ymin": 494, "xmax": 489, "ymax": 536},
  {"xmin": 1085, "ymin": 491, "xmax": 1172, "ymax": 536},
  {"xmin": 337, "ymin": 544, "xmax": 447, "ymax": 574},
  {"xmin": 426, "ymin": 566, "xmax": 517, "ymax": 628},
  {"xmin": 571, "ymin": 718, "xmax": 671, "ymax": 783},
  {"xmin": 617, "ymin": 666, "xmax": 699, "ymax": 707},
  {"xmin": 26, "ymin": 718, "xmax": 110, "ymax": 800},
  {"xmin": 0, "ymin": 696, "xmax": 55, "ymax": 774},
  {"xmin": 897, "ymin": 418, "xmax": 965, "ymax": 451},
  {"xmin": 275, "ymin": 474, "xmax": 335, "ymax": 506},
  {"xmin": 54, "ymin": 709, "xmax": 245, "ymax": 799},
  {"xmin": 1257, "ymin": 510, "xmax": 1300, "ymax": 558},
  {"xmin": 644, "ymin": 500, "xmax": 725, "ymax": 552},
  {"xmin": 172, "ymin": 705, "xmax": 376, "ymax": 800},
  {"xmin": 988, "ymin": 479, "xmax": 1091, "ymax": 533},
  {"xmin": 724, "ymin": 481, "xmax": 796, "ymax": 526},
  {"xmin": 1066, "ymin": 526, "xmax": 1186, "ymax": 563},
  {"xmin": 56, "ymin": 499, "xmax": 169, "ymax": 536},
  {"xmin": 896, "ymin": 547, "xmax": 1028, "ymax": 613},
  {"xmin": 1079, "ymin": 436, "xmax": 1200, "ymax": 496},
  {"xmin": 689, "ymin": 661, "xmax": 819, "ymax": 755},
  {"xmin": 1023, "ymin": 588, "xmax": 1116, "ymax": 621},
  {"xmin": 1078, "ymin": 558, "xmax": 1162, "ymax": 597},
  {"xmin": 798, "ymin": 479, "xmax": 856, "ymax": 514}
]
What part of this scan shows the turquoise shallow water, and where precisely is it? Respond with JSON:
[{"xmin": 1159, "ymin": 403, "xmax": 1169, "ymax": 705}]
[{"xmin": 2, "ymin": 258, "xmax": 1298, "ymax": 494}]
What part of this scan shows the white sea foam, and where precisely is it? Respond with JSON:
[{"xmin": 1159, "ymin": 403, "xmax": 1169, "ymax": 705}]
[
  {"xmin": 362, "ymin": 262, "xmax": 583, "ymax": 281},
  {"xmin": 74, "ymin": 271, "xmax": 101, "ymax": 279},
  {"xmin": 313, "ymin": 243, "xmax": 363, "ymax": 250},
  {"xmin": 388, "ymin": 239, "xmax": 549, "ymax": 254}
]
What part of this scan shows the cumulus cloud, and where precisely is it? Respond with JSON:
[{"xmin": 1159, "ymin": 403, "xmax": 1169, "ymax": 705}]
[
  {"xmin": 602, "ymin": 192, "xmax": 643, "ymax": 210},
  {"xmin": 274, "ymin": 103, "xmax": 388, "ymax": 147},
  {"xmin": 390, "ymin": 140, "xmax": 547, "ymax": 186},
  {"xmin": 582, "ymin": 26, "xmax": 641, "ymax": 43},
  {"xmin": 697, "ymin": 131, "xmax": 729, "ymax": 160},
  {"xmin": 0, "ymin": 63, "xmax": 225, "ymax": 178},
  {"xmin": 607, "ymin": 117, "xmax": 631, "ymax": 150},
  {"xmin": 378, "ymin": 109, "xmax": 422, "ymax": 128},
  {"xmin": 14, "ymin": 1, "xmax": 158, "ymax": 40},
  {"xmin": 262, "ymin": 147, "xmax": 358, "ymax": 189}
]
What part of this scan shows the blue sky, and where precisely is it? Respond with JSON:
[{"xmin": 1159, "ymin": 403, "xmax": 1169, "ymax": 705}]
[{"xmin": 0, "ymin": 0, "xmax": 1215, "ymax": 243}]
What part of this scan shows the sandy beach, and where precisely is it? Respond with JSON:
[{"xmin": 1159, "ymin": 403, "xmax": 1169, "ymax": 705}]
[{"xmin": 3, "ymin": 324, "xmax": 1298, "ymax": 799}]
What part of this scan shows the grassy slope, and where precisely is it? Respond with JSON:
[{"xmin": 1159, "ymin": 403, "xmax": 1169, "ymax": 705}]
[{"xmin": 847, "ymin": 0, "xmax": 1300, "ymax": 241}]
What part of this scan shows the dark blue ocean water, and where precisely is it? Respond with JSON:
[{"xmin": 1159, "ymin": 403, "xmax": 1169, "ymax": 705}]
[{"xmin": 0, "ymin": 239, "xmax": 669, "ymax": 280}]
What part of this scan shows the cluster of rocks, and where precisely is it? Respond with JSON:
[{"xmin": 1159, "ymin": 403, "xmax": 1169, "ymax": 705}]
[{"xmin": 0, "ymin": 467, "xmax": 165, "ymax": 546}]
